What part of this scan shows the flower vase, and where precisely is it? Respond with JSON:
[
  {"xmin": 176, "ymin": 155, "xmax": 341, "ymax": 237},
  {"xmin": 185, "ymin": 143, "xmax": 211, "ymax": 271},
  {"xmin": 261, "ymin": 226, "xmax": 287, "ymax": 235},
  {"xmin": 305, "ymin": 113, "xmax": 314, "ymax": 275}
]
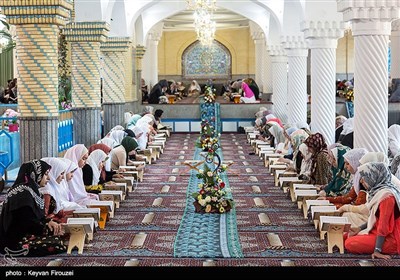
[
  {"xmin": 193, "ymin": 201, "xmax": 231, "ymax": 214},
  {"xmin": 8, "ymin": 123, "xmax": 18, "ymax": 132}
]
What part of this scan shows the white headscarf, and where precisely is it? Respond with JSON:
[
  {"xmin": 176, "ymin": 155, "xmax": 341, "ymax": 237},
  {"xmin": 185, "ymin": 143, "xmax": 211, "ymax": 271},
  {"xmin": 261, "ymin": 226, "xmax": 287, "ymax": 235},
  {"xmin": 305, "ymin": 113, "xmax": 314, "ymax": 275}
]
[
  {"xmin": 40, "ymin": 157, "xmax": 69, "ymax": 213},
  {"xmin": 108, "ymin": 130, "xmax": 126, "ymax": 145},
  {"xmin": 132, "ymin": 125, "xmax": 146, "ymax": 150},
  {"xmin": 340, "ymin": 118, "xmax": 354, "ymax": 135},
  {"xmin": 64, "ymin": 144, "xmax": 90, "ymax": 202},
  {"xmin": 388, "ymin": 124, "xmax": 400, "ymax": 157},
  {"xmin": 57, "ymin": 158, "xmax": 84, "ymax": 210},
  {"xmin": 109, "ymin": 125, "xmax": 125, "ymax": 133},
  {"xmin": 86, "ymin": 149, "xmax": 107, "ymax": 185},
  {"xmin": 97, "ymin": 137, "xmax": 117, "ymax": 149},
  {"xmin": 342, "ymin": 149, "xmax": 370, "ymax": 194}
]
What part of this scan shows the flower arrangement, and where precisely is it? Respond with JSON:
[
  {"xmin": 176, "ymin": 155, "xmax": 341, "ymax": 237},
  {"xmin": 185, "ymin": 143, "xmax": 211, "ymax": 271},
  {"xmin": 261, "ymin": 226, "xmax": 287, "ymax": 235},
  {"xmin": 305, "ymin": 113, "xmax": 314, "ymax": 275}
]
[
  {"xmin": 344, "ymin": 88, "xmax": 354, "ymax": 102},
  {"xmin": 203, "ymin": 85, "xmax": 216, "ymax": 103},
  {"xmin": 196, "ymin": 120, "xmax": 220, "ymax": 153},
  {"xmin": 192, "ymin": 163, "xmax": 233, "ymax": 213},
  {"xmin": 192, "ymin": 121, "xmax": 234, "ymax": 214}
]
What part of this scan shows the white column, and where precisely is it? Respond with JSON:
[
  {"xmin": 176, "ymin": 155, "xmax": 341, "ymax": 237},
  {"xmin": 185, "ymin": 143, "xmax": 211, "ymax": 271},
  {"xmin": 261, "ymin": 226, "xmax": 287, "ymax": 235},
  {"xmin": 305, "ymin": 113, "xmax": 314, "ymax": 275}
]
[
  {"xmin": 302, "ymin": 21, "xmax": 344, "ymax": 144},
  {"xmin": 142, "ymin": 32, "xmax": 160, "ymax": 88},
  {"xmin": 253, "ymin": 33, "xmax": 265, "ymax": 90},
  {"xmin": 149, "ymin": 32, "xmax": 160, "ymax": 87},
  {"xmin": 268, "ymin": 46, "xmax": 288, "ymax": 123},
  {"xmin": 391, "ymin": 20, "xmax": 400, "ymax": 79},
  {"xmin": 283, "ymin": 37, "xmax": 308, "ymax": 126},
  {"xmin": 337, "ymin": 0, "xmax": 399, "ymax": 153},
  {"xmin": 262, "ymin": 42, "xmax": 273, "ymax": 94}
]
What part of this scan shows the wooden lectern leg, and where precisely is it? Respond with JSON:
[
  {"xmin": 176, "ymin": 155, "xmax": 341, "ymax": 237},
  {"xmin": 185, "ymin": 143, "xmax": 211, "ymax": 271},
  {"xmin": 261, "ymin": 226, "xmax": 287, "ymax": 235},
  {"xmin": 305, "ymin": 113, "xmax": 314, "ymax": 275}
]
[
  {"xmin": 97, "ymin": 206, "xmax": 109, "ymax": 229},
  {"xmin": 67, "ymin": 226, "xmax": 86, "ymax": 254},
  {"xmin": 327, "ymin": 225, "xmax": 346, "ymax": 254}
]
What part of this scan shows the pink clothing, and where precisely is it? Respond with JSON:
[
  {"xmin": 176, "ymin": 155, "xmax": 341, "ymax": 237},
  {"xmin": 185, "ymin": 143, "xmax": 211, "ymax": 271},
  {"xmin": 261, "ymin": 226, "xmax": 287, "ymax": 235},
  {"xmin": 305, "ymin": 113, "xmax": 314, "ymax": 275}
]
[{"xmin": 242, "ymin": 82, "xmax": 255, "ymax": 99}]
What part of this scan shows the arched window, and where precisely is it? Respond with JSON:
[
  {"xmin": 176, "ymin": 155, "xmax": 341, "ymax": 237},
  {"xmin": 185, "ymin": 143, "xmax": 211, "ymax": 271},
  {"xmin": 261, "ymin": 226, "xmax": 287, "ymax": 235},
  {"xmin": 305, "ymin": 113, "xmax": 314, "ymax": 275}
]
[{"xmin": 182, "ymin": 40, "xmax": 231, "ymax": 80}]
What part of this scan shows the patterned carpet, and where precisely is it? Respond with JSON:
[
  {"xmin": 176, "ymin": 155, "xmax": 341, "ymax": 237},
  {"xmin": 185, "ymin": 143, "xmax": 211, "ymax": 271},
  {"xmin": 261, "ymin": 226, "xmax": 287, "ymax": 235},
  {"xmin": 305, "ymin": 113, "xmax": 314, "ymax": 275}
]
[{"xmin": 1, "ymin": 133, "xmax": 400, "ymax": 269}]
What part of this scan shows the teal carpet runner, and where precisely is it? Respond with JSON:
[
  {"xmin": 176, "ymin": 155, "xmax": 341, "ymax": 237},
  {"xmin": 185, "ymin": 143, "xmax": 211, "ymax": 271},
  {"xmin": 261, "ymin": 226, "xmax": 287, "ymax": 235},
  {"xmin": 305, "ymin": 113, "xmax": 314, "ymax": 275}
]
[{"xmin": 173, "ymin": 144, "xmax": 243, "ymax": 258}]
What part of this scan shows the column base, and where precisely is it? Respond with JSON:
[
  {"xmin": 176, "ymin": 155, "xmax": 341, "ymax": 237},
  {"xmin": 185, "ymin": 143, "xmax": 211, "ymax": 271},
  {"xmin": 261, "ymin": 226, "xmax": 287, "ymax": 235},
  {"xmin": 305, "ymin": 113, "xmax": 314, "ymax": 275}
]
[
  {"xmin": 72, "ymin": 107, "xmax": 101, "ymax": 147},
  {"xmin": 19, "ymin": 116, "xmax": 58, "ymax": 162},
  {"xmin": 103, "ymin": 103, "xmax": 125, "ymax": 134}
]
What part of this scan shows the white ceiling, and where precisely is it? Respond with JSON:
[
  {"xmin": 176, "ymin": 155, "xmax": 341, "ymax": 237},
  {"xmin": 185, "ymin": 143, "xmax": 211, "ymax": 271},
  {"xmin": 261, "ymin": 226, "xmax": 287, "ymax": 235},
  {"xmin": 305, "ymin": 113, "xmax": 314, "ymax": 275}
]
[{"xmin": 162, "ymin": 8, "xmax": 249, "ymax": 31}]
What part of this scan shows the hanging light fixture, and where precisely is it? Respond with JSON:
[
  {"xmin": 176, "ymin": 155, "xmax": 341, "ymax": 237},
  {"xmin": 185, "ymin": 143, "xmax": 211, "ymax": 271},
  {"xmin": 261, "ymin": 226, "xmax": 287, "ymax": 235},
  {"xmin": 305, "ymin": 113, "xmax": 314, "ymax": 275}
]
[{"xmin": 187, "ymin": 0, "xmax": 217, "ymax": 45}]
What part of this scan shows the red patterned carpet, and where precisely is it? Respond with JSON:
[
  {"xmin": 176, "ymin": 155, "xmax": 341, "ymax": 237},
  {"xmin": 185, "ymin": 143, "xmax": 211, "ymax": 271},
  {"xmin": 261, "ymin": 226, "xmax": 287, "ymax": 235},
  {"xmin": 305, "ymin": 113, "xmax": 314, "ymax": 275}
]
[{"xmin": 1, "ymin": 133, "xmax": 399, "ymax": 269}]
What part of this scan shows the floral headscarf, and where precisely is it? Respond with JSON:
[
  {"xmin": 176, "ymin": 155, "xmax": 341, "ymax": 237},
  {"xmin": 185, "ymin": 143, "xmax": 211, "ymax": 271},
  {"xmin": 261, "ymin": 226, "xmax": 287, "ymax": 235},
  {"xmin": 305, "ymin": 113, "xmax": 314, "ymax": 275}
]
[
  {"xmin": 342, "ymin": 148, "xmax": 369, "ymax": 194},
  {"xmin": 358, "ymin": 162, "xmax": 400, "ymax": 206},
  {"xmin": 1, "ymin": 160, "xmax": 51, "ymax": 233},
  {"xmin": 391, "ymin": 152, "xmax": 400, "ymax": 179},
  {"xmin": 304, "ymin": 133, "xmax": 327, "ymax": 155}
]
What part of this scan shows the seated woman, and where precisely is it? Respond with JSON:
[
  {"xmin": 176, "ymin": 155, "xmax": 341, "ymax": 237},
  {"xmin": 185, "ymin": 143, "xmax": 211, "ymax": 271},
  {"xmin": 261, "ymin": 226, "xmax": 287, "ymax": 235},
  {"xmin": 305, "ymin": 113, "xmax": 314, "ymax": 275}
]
[
  {"xmin": 40, "ymin": 157, "xmax": 74, "ymax": 224},
  {"xmin": 0, "ymin": 160, "xmax": 66, "ymax": 256},
  {"xmin": 82, "ymin": 149, "xmax": 108, "ymax": 194},
  {"xmin": 319, "ymin": 145, "xmax": 351, "ymax": 197},
  {"xmin": 240, "ymin": 81, "xmax": 257, "ymax": 103},
  {"xmin": 110, "ymin": 136, "xmax": 139, "ymax": 172},
  {"xmin": 345, "ymin": 162, "xmax": 400, "ymax": 259},
  {"xmin": 188, "ymin": 80, "xmax": 201, "ymax": 97},
  {"xmin": 64, "ymin": 144, "xmax": 99, "ymax": 206},
  {"xmin": 388, "ymin": 124, "xmax": 400, "ymax": 159},
  {"xmin": 58, "ymin": 158, "xmax": 85, "ymax": 211},
  {"xmin": 303, "ymin": 133, "xmax": 332, "ymax": 185}
]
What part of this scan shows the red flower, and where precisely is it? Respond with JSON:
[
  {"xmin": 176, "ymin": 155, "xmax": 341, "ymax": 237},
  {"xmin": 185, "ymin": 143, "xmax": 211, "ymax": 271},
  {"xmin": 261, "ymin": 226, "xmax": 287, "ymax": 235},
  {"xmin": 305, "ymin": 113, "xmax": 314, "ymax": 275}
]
[
  {"xmin": 22, "ymin": 244, "xmax": 29, "ymax": 249},
  {"xmin": 200, "ymin": 189, "xmax": 205, "ymax": 195},
  {"xmin": 220, "ymin": 182, "xmax": 225, "ymax": 188}
]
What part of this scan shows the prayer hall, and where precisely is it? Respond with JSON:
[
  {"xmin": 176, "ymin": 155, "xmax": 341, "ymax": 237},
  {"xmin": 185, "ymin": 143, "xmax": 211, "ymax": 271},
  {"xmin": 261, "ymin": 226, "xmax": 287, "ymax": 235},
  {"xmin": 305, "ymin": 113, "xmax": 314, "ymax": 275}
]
[{"xmin": 0, "ymin": 0, "xmax": 400, "ymax": 270}]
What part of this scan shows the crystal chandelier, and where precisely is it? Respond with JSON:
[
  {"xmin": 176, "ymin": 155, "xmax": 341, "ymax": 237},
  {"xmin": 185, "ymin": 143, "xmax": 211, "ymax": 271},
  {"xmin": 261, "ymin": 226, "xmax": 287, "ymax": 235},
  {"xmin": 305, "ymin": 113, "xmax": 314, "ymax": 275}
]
[
  {"xmin": 187, "ymin": 0, "xmax": 217, "ymax": 45},
  {"xmin": 187, "ymin": 0, "xmax": 216, "ymax": 11}
]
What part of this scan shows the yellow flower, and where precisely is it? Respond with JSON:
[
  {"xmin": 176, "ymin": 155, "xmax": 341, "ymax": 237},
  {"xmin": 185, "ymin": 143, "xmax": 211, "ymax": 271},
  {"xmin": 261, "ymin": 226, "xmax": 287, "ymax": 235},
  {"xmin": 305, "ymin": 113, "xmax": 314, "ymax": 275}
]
[
  {"xmin": 205, "ymin": 204, "xmax": 212, "ymax": 213},
  {"xmin": 219, "ymin": 207, "xmax": 225, "ymax": 213}
]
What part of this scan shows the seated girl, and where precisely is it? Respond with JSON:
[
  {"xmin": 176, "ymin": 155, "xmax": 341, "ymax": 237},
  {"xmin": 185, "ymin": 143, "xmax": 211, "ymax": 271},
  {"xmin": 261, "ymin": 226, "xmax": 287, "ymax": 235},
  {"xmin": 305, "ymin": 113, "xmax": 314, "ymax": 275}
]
[
  {"xmin": 40, "ymin": 157, "xmax": 74, "ymax": 224},
  {"xmin": 0, "ymin": 160, "xmax": 67, "ymax": 256},
  {"xmin": 82, "ymin": 149, "xmax": 108, "ymax": 194}
]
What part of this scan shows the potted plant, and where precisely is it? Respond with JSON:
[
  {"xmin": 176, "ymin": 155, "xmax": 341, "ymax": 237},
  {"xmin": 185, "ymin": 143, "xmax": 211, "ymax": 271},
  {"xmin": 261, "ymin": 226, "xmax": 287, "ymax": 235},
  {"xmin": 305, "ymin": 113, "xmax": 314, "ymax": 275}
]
[{"xmin": 8, "ymin": 118, "xmax": 18, "ymax": 132}]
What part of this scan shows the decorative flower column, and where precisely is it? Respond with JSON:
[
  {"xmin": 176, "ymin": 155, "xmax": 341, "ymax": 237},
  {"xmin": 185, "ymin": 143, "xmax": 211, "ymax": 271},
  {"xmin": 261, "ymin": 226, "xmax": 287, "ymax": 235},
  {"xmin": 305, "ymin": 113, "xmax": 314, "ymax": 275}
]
[
  {"xmin": 337, "ymin": 0, "xmax": 399, "ymax": 152},
  {"xmin": 302, "ymin": 21, "xmax": 344, "ymax": 144},
  {"xmin": 268, "ymin": 45, "xmax": 288, "ymax": 123},
  {"xmin": 391, "ymin": 20, "xmax": 400, "ymax": 79},
  {"xmin": 283, "ymin": 36, "xmax": 309, "ymax": 126},
  {"xmin": 64, "ymin": 22, "xmax": 109, "ymax": 147},
  {"xmin": 101, "ymin": 37, "xmax": 131, "ymax": 133},
  {"xmin": 0, "ymin": 0, "xmax": 72, "ymax": 162}
]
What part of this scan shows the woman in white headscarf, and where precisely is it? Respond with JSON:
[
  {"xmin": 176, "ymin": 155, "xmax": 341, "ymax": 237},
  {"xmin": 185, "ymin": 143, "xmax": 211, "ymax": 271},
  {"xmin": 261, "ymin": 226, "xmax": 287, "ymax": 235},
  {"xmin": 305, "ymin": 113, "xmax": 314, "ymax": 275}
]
[
  {"xmin": 107, "ymin": 130, "xmax": 126, "ymax": 146},
  {"xmin": 132, "ymin": 125, "xmax": 146, "ymax": 150},
  {"xmin": 345, "ymin": 162, "xmax": 400, "ymax": 259},
  {"xmin": 391, "ymin": 152, "xmax": 400, "ymax": 180},
  {"xmin": 135, "ymin": 115, "xmax": 154, "ymax": 148},
  {"xmin": 58, "ymin": 158, "xmax": 85, "ymax": 211},
  {"xmin": 97, "ymin": 137, "xmax": 117, "ymax": 149},
  {"xmin": 267, "ymin": 121, "xmax": 285, "ymax": 148},
  {"xmin": 318, "ymin": 148, "xmax": 369, "ymax": 227},
  {"xmin": 82, "ymin": 149, "xmax": 108, "ymax": 193},
  {"xmin": 338, "ymin": 117, "xmax": 354, "ymax": 148},
  {"xmin": 64, "ymin": 144, "xmax": 98, "ymax": 206},
  {"xmin": 40, "ymin": 157, "xmax": 71, "ymax": 223},
  {"xmin": 388, "ymin": 124, "xmax": 400, "ymax": 158}
]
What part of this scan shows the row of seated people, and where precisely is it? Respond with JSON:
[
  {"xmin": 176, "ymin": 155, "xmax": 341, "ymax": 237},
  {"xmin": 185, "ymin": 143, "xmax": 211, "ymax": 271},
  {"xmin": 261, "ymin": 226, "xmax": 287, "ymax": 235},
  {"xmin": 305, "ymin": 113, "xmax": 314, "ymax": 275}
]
[
  {"xmin": 0, "ymin": 106, "xmax": 171, "ymax": 257},
  {"xmin": 247, "ymin": 106, "xmax": 400, "ymax": 259},
  {"xmin": 144, "ymin": 77, "xmax": 262, "ymax": 104}
]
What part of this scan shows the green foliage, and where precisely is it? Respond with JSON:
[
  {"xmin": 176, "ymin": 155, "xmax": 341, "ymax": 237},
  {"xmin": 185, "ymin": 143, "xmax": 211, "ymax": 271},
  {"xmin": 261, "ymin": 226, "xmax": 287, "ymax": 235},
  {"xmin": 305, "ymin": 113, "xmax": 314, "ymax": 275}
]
[
  {"xmin": 58, "ymin": 29, "xmax": 72, "ymax": 109},
  {"xmin": 0, "ymin": 18, "xmax": 15, "ymax": 52}
]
